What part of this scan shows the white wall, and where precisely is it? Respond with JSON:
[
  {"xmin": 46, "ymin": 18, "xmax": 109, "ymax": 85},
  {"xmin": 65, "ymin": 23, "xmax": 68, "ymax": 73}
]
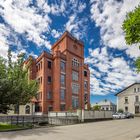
[{"xmin": 117, "ymin": 84, "xmax": 140, "ymax": 114}]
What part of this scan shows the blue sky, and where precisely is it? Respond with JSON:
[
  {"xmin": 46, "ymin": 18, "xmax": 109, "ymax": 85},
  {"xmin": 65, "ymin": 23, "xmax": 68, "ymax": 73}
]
[{"xmin": 0, "ymin": 0, "xmax": 140, "ymax": 104}]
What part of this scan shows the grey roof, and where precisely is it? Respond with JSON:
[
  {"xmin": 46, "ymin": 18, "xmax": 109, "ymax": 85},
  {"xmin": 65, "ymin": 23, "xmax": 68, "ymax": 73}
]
[{"xmin": 115, "ymin": 83, "xmax": 140, "ymax": 96}]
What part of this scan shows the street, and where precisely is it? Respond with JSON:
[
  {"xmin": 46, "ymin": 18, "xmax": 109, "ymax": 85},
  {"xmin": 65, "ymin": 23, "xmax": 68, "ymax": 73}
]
[{"xmin": 0, "ymin": 118, "xmax": 140, "ymax": 140}]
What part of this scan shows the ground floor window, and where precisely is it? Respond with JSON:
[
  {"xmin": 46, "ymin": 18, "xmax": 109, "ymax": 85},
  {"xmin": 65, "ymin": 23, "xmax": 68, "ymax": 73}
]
[
  {"xmin": 48, "ymin": 106, "xmax": 53, "ymax": 111},
  {"xmin": 35, "ymin": 103, "xmax": 41, "ymax": 112},
  {"xmin": 14, "ymin": 105, "xmax": 19, "ymax": 114},
  {"xmin": 125, "ymin": 106, "xmax": 128, "ymax": 112},
  {"xmin": 60, "ymin": 104, "xmax": 65, "ymax": 111},
  {"xmin": 25, "ymin": 105, "xmax": 30, "ymax": 114},
  {"xmin": 135, "ymin": 106, "xmax": 139, "ymax": 114}
]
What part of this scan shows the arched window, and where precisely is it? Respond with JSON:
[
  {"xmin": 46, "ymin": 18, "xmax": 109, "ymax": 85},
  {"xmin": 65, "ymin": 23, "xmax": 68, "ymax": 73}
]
[{"xmin": 25, "ymin": 105, "xmax": 30, "ymax": 114}]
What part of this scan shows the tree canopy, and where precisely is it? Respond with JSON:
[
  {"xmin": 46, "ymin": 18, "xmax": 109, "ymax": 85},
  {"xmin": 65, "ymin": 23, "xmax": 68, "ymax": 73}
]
[
  {"xmin": 123, "ymin": 5, "xmax": 140, "ymax": 46},
  {"xmin": 123, "ymin": 5, "xmax": 140, "ymax": 72},
  {"xmin": 0, "ymin": 50, "xmax": 38, "ymax": 114},
  {"xmin": 93, "ymin": 105, "xmax": 101, "ymax": 111}
]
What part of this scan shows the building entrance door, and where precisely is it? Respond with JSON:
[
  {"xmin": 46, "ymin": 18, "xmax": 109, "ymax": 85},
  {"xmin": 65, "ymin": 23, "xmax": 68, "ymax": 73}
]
[{"xmin": 135, "ymin": 106, "xmax": 139, "ymax": 114}]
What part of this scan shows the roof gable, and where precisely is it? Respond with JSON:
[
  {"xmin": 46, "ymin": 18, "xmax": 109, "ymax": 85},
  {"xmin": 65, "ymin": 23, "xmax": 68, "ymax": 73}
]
[{"xmin": 115, "ymin": 83, "xmax": 140, "ymax": 96}]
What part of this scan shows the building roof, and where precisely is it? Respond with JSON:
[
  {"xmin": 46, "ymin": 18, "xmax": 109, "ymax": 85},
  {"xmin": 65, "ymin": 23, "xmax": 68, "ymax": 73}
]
[
  {"xmin": 92, "ymin": 99, "xmax": 116, "ymax": 106},
  {"xmin": 115, "ymin": 83, "xmax": 140, "ymax": 96},
  {"xmin": 51, "ymin": 31, "xmax": 84, "ymax": 50}
]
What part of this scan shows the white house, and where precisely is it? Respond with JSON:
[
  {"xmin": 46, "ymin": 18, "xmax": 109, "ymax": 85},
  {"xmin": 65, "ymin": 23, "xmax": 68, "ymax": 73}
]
[
  {"xmin": 92, "ymin": 99, "xmax": 116, "ymax": 112},
  {"xmin": 116, "ymin": 83, "xmax": 140, "ymax": 114}
]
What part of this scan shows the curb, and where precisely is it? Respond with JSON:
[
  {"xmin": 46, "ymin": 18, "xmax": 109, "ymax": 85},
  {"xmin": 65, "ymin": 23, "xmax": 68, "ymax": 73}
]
[{"xmin": 0, "ymin": 127, "xmax": 32, "ymax": 132}]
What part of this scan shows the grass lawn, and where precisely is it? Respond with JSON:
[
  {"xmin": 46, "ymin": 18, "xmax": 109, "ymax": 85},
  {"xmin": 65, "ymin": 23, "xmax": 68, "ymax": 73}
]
[{"xmin": 0, "ymin": 123, "xmax": 31, "ymax": 131}]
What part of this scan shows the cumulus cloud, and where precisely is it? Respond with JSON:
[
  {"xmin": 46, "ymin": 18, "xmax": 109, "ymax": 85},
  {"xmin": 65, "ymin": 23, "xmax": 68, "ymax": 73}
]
[
  {"xmin": 0, "ymin": 0, "xmax": 88, "ymax": 58},
  {"xmin": 0, "ymin": 0, "xmax": 52, "ymax": 58},
  {"xmin": 88, "ymin": 0, "xmax": 140, "ymax": 95},
  {"xmin": 51, "ymin": 29, "xmax": 62, "ymax": 39},
  {"xmin": 85, "ymin": 47, "xmax": 140, "ymax": 95},
  {"xmin": 90, "ymin": 0, "xmax": 140, "ymax": 58}
]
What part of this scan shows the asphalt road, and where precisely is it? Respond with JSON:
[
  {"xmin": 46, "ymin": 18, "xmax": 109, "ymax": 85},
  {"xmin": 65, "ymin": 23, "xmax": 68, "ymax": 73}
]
[{"xmin": 0, "ymin": 118, "xmax": 140, "ymax": 140}]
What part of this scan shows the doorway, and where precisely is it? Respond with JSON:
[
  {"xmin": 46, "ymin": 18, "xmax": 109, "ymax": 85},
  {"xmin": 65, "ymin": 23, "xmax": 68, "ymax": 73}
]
[{"xmin": 135, "ymin": 106, "xmax": 139, "ymax": 114}]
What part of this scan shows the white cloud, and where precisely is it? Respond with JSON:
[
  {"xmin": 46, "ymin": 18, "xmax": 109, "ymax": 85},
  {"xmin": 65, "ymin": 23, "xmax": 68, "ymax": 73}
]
[
  {"xmin": 65, "ymin": 14, "xmax": 78, "ymax": 32},
  {"xmin": 36, "ymin": 0, "xmax": 67, "ymax": 16},
  {"xmin": 51, "ymin": 29, "xmax": 62, "ymax": 39},
  {"xmin": 65, "ymin": 12, "xmax": 88, "ymax": 39},
  {"xmin": 0, "ymin": 24, "xmax": 9, "ymax": 58},
  {"xmin": 85, "ymin": 47, "xmax": 140, "ymax": 95},
  {"xmin": 0, "ymin": 0, "xmax": 52, "ymax": 55},
  {"xmin": 78, "ymin": 2, "xmax": 86, "ymax": 13},
  {"xmin": 90, "ymin": 0, "xmax": 140, "ymax": 58}
]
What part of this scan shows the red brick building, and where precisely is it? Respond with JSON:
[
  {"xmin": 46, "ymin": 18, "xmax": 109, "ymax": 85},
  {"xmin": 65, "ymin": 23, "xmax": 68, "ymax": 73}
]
[{"xmin": 25, "ymin": 31, "xmax": 90, "ymax": 114}]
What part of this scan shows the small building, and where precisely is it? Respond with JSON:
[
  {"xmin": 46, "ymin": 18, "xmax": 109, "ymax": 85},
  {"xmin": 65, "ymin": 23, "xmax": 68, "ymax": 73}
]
[
  {"xmin": 92, "ymin": 99, "xmax": 116, "ymax": 112},
  {"xmin": 116, "ymin": 83, "xmax": 140, "ymax": 114}
]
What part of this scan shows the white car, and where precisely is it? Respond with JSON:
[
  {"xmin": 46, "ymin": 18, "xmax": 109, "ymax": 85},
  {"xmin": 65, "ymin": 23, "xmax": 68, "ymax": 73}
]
[
  {"xmin": 112, "ymin": 113, "xmax": 126, "ymax": 119},
  {"xmin": 112, "ymin": 113, "xmax": 120, "ymax": 119}
]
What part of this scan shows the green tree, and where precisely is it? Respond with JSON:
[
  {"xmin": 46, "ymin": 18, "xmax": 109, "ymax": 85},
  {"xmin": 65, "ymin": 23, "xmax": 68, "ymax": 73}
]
[
  {"xmin": 0, "ymin": 50, "xmax": 38, "ymax": 114},
  {"xmin": 93, "ymin": 105, "xmax": 101, "ymax": 111},
  {"xmin": 122, "ymin": 5, "xmax": 140, "ymax": 72},
  {"xmin": 0, "ymin": 57, "xmax": 12, "ymax": 113},
  {"xmin": 135, "ymin": 57, "xmax": 140, "ymax": 72}
]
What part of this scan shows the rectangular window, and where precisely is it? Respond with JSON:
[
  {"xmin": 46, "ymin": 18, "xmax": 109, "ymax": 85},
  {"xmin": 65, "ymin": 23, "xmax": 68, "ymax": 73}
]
[
  {"xmin": 125, "ymin": 106, "xmax": 128, "ymax": 112},
  {"xmin": 48, "ymin": 76, "xmax": 52, "ymax": 84},
  {"xmin": 72, "ymin": 83, "xmax": 79, "ymax": 94},
  {"xmin": 60, "ymin": 74, "xmax": 65, "ymax": 86},
  {"xmin": 72, "ymin": 96, "xmax": 79, "ymax": 108},
  {"xmin": 134, "ymin": 88, "xmax": 137, "ymax": 93},
  {"xmin": 84, "ymin": 93, "xmax": 88, "ymax": 104},
  {"xmin": 38, "ymin": 77, "xmax": 42, "ymax": 84},
  {"xmin": 14, "ymin": 105, "xmax": 19, "ymax": 114},
  {"xmin": 84, "ymin": 70, "xmax": 87, "ymax": 77},
  {"xmin": 138, "ymin": 88, "xmax": 140, "ymax": 92},
  {"xmin": 72, "ymin": 58, "xmax": 79, "ymax": 67},
  {"xmin": 60, "ymin": 61, "xmax": 65, "ymax": 71},
  {"xmin": 72, "ymin": 71, "xmax": 78, "ymax": 81},
  {"xmin": 135, "ymin": 96, "xmax": 139, "ymax": 102},
  {"xmin": 60, "ymin": 89, "xmax": 65, "ymax": 100},
  {"xmin": 48, "ymin": 106, "xmax": 53, "ymax": 111},
  {"xmin": 125, "ymin": 97, "xmax": 128, "ymax": 104},
  {"xmin": 48, "ymin": 91, "xmax": 52, "ymax": 99},
  {"xmin": 48, "ymin": 61, "xmax": 52, "ymax": 69},
  {"xmin": 35, "ymin": 103, "xmax": 41, "ymax": 112},
  {"xmin": 84, "ymin": 81, "xmax": 88, "ymax": 89},
  {"xmin": 60, "ymin": 104, "xmax": 65, "ymax": 111},
  {"xmin": 38, "ymin": 63, "xmax": 40, "ymax": 70}
]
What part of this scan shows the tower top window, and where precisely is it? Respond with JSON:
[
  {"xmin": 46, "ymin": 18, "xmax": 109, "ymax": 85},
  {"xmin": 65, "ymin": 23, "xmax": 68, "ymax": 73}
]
[{"xmin": 72, "ymin": 58, "xmax": 79, "ymax": 67}]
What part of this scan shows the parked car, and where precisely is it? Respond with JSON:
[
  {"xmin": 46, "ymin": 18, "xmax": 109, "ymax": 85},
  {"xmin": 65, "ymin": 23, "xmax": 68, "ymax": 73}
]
[
  {"xmin": 119, "ymin": 113, "xmax": 127, "ymax": 119},
  {"xmin": 112, "ymin": 112, "xmax": 126, "ymax": 119},
  {"xmin": 124, "ymin": 112, "xmax": 134, "ymax": 118},
  {"xmin": 112, "ymin": 113, "xmax": 121, "ymax": 119}
]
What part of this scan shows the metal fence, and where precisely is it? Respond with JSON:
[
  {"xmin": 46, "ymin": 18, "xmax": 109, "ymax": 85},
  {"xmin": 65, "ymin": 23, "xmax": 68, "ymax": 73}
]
[
  {"xmin": 0, "ymin": 115, "xmax": 79, "ymax": 126},
  {"xmin": 48, "ymin": 116, "xmax": 79, "ymax": 125},
  {"xmin": 0, "ymin": 115, "xmax": 48, "ymax": 126}
]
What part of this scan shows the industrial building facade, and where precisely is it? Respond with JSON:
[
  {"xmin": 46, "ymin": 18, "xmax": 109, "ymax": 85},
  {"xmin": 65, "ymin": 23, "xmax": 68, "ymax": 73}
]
[{"xmin": 24, "ymin": 31, "xmax": 90, "ymax": 114}]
